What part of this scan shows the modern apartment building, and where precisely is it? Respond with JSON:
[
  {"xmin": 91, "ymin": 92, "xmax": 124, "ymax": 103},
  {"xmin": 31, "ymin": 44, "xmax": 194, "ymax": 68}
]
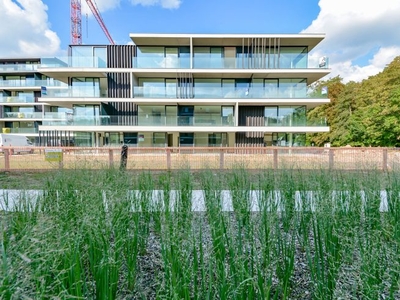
[{"xmin": 1, "ymin": 33, "xmax": 330, "ymax": 147}]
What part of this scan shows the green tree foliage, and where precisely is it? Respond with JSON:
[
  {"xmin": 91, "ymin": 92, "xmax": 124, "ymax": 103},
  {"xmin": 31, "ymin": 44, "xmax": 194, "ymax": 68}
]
[{"xmin": 307, "ymin": 56, "xmax": 400, "ymax": 147}]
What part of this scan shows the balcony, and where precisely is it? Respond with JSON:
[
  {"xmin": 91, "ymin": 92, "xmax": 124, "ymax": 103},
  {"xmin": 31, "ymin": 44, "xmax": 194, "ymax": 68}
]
[
  {"xmin": 0, "ymin": 96, "xmax": 35, "ymax": 103},
  {"xmin": 40, "ymin": 56, "xmax": 107, "ymax": 68},
  {"xmin": 139, "ymin": 115, "xmax": 235, "ymax": 126},
  {"xmin": 134, "ymin": 86, "xmax": 328, "ymax": 99},
  {"xmin": 193, "ymin": 57, "xmax": 329, "ymax": 69},
  {"xmin": 0, "ymin": 64, "xmax": 38, "ymax": 72},
  {"xmin": 41, "ymin": 114, "xmax": 234, "ymax": 127},
  {"xmin": 0, "ymin": 79, "xmax": 67, "ymax": 88},
  {"xmin": 43, "ymin": 115, "xmax": 121, "ymax": 126},
  {"xmin": 1, "ymin": 127, "xmax": 38, "ymax": 134},
  {"xmin": 2, "ymin": 112, "xmax": 43, "ymax": 119},
  {"xmin": 264, "ymin": 117, "xmax": 327, "ymax": 127},
  {"xmin": 133, "ymin": 56, "xmax": 190, "ymax": 69},
  {"xmin": 40, "ymin": 87, "xmax": 105, "ymax": 98}
]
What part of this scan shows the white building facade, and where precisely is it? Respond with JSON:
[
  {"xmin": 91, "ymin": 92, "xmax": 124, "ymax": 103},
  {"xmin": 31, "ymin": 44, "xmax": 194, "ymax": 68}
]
[{"xmin": 1, "ymin": 33, "xmax": 330, "ymax": 147}]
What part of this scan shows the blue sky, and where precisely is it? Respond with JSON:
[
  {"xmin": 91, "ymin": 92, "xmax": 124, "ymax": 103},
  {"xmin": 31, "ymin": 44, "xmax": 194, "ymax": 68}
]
[
  {"xmin": 1, "ymin": 0, "xmax": 400, "ymax": 82},
  {"xmin": 43, "ymin": 0, "xmax": 321, "ymax": 47}
]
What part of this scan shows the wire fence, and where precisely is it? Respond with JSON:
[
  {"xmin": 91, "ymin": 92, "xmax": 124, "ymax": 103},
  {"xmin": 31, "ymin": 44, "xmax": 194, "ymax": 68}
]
[{"xmin": 0, "ymin": 146, "xmax": 398, "ymax": 172}]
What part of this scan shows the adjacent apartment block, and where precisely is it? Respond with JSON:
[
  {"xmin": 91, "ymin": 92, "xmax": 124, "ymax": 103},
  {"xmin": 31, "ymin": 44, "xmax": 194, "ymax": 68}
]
[{"xmin": 0, "ymin": 33, "xmax": 330, "ymax": 147}]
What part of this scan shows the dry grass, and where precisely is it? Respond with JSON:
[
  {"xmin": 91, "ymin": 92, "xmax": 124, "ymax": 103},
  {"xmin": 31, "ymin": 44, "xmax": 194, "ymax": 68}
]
[{"xmin": 0, "ymin": 147, "xmax": 397, "ymax": 171}]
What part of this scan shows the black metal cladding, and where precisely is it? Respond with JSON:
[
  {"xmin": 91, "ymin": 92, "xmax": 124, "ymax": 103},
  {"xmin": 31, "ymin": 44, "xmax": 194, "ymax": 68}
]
[
  {"xmin": 106, "ymin": 45, "xmax": 137, "ymax": 125},
  {"xmin": 236, "ymin": 106, "xmax": 264, "ymax": 144}
]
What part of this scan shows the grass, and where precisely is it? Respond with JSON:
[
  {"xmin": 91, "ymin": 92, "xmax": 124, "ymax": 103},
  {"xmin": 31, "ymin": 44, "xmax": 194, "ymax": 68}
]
[{"xmin": 0, "ymin": 167, "xmax": 399, "ymax": 299}]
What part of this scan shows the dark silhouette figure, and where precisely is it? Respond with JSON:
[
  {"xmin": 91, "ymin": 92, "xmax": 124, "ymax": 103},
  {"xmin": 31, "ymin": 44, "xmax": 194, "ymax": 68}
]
[{"xmin": 120, "ymin": 144, "xmax": 128, "ymax": 170}]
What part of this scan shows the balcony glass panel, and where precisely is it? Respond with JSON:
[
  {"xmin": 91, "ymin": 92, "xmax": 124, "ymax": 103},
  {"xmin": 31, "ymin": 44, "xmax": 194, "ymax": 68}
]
[
  {"xmin": 134, "ymin": 46, "xmax": 190, "ymax": 68},
  {"xmin": 2, "ymin": 127, "xmax": 38, "ymax": 134},
  {"xmin": 0, "ymin": 79, "xmax": 66, "ymax": 87},
  {"xmin": 40, "ymin": 87, "xmax": 103, "ymax": 97},
  {"xmin": 133, "ymin": 85, "xmax": 327, "ymax": 99},
  {"xmin": 0, "ymin": 95, "xmax": 35, "ymax": 103},
  {"xmin": 138, "ymin": 105, "xmax": 165, "ymax": 126},
  {"xmin": 40, "ymin": 56, "xmax": 106, "ymax": 68},
  {"xmin": 133, "ymin": 56, "xmax": 190, "ymax": 68},
  {"xmin": 0, "ymin": 64, "xmax": 38, "ymax": 72},
  {"xmin": 263, "ymin": 105, "xmax": 326, "ymax": 126},
  {"xmin": 279, "ymin": 47, "xmax": 308, "ymax": 68},
  {"xmin": 4, "ymin": 112, "xmax": 42, "ymax": 119},
  {"xmin": 41, "ymin": 114, "xmax": 235, "ymax": 127}
]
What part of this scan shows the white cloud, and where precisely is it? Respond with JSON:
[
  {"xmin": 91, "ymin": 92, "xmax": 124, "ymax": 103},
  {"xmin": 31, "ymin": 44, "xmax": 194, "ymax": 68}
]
[
  {"xmin": 129, "ymin": 0, "xmax": 181, "ymax": 9},
  {"xmin": 81, "ymin": 0, "xmax": 121, "ymax": 15},
  {"xmin": 0, "ymin": 0, "xmax": 60, "ymax": 57},
  {"xmin": 303, "ymin": 0, "xmax": 400, "ymax": 82}
]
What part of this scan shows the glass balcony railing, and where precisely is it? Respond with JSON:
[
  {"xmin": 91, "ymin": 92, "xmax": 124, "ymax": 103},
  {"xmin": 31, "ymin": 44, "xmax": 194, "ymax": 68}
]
[
  {"xmin": 192, "ymin": 57, "xmax": 329, "ymax": 69},
  {"xmin": 40, "ymin": 87, "xmax": 105, "ymax": 98},
  {"xmin": 139, "ymin": 115, "xmax": 235, "ymax": 126},
  {"xmin": 41, "ymin": 114, "xmax": 234, "ymax": 127},
  {"xmin": 0, "ymin": 64, "xmax": 38, "ymax": 72},
  {"xmin": 264, "ymin": 117, "xmax": 327, "ymax": 127},
  {"xmin": 4, "ymin": 127, "xmax": 39, "ymax": 134},
  {"xmin": 0, "ymin": 79, "xmax": 67, "ymax": 88},
  {"xmin": 40, "ymin": 114, "xmax": 328, "ymax": 128},
  {"xmin": 40, "ymin": 56, "xmax": 107, "ymax": 68},
  {"xmin": 3, "ymin": 112, "xmax": 43, "ymax": 119},
  {"xmin": 44, "ymin": 112, "xmax": 72, "ymax": 119},
  {"xmin": 134, "ymin": 86, "xmax": 327, "ymax": 99},
  {"xmin": 42, "ymin": 115, "xmax": 130, "ymax": 126},
  {"xmin": 0, "ymin": 96, "xmax": 35, "ymax": 103},
  {"xmin": 133, "ymin": 56, "xmax": 190, "ymax": 68}
]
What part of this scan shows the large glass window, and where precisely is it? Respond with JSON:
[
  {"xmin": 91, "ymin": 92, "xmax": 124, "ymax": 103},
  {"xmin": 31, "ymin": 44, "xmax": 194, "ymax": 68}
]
[
  {"xmin": 279, "ymin": 79, "xmax": 307, "ymax": 98},
  {"xmin": 193, "ymin": 47, "xmax": 223, "ymax": 68},
  {"xmin": 153, "ymin": 132, "xmax": 166, "ymax": 146},
  {"xmin": 73, "ymin": 104, "xmax": 100, "ymax": 125},
  {"xmin": 264, "ymin": 106, "xmax": 278, "ymax": 126},
  {"xmin": 71, "ymin": 46, "xmax": 106, "ymax": 67},
  {"xmin": 265, "ymin": 106, "xmax": 306, "ymax": 126},
  {"xmin": 194, "ymin": 79, "xmax": 221, "ymax": 98},
  {"xmin": 278, "ymin": 106, "xmax": 306, "ymax": 126},
  {"xmin": 138, "ymin": 105, "xmax": 165, "ymax": 126},
  {"xmin": 138, "ymin": 78, "xmax": 178, "ymax": 98},
  {"xmin": 272, "ymin": 133, "xmax": 306, "ymax": 147},
  {"xmin": 279, "ymin": 47, "xmax": 308, "ymax": 69},
  {"xmin": 94, "ymin": 47, "xmax": 107, "ymax": 67},
  {"xmin": 71, "ymin": 77, "xmax": 100, "ymax": 97},
  {"xmin": 135, "ymin": 47, "xmax": 189, "ymax": 68}
]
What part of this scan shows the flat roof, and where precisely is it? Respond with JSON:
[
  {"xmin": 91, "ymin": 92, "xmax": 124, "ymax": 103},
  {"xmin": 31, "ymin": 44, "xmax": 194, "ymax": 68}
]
[{"xmin": 129, "ymin": 33, "xmax": 325, "ymax": 50}]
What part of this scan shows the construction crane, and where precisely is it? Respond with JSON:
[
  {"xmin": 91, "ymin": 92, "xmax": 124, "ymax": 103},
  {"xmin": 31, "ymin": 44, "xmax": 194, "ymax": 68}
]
[{"xmin": 71, "ymin": 0, "xmax": 115, "ymax": 45}]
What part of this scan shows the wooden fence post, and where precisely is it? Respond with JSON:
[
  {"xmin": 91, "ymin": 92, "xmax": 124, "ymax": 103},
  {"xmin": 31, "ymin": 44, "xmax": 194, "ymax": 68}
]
[
  {"xmin": 273, "ymin": 149, "xmax": 278, "ymax": 170},
  {"xmin": 329, "ymin": 148, "xmax": 334, "ymax": 170},
  {"xmin": 220, "ymin": 149, "xmax": 224, "ymax": 170},
  {"xmin": 383, "ymin": 148, "xmax": 388, "ymax": 172},
  {"xmin": 109, "ymin": 149, "xmax": 114, "ymax": 168},
  {"xmin": 166, "ymin": 148, "xmax": 171, "ymax": 169},
  {"xmin": 4, "ymin": 149, "xmax": 10, "ymax": 171}
]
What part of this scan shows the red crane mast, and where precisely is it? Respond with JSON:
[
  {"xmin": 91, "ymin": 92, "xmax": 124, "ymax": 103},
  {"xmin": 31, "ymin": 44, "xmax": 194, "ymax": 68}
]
[
  {"xmin": 71, "ymin": 0, "xmax": 115, "ymax": 45},
  {"xmin": 71, "ymin": 0, "xmax": 82, "ymax": 45}
]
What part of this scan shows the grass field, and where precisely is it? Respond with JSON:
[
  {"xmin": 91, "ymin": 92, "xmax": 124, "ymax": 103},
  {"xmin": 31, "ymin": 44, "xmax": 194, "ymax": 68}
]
[{"xmin": 1, "ymin": 168, "xmax": 400, "ymax": 299}]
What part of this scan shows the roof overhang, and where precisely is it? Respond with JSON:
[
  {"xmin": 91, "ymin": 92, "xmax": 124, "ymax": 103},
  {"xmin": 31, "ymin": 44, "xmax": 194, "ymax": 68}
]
[{"xmin": 129, "ymin": 33, "xmax": 325, "ymax": 51}]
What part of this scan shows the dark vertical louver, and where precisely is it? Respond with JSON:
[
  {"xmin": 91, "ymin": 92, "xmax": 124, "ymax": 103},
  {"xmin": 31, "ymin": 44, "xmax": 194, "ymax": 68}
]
[
  {"xmin": 106, "ymin": 45, "xmax": 137, "ymax": 125},
  {"xmin": 236, "ymin": 106, "xmax": 264, "ymax": 145}
]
